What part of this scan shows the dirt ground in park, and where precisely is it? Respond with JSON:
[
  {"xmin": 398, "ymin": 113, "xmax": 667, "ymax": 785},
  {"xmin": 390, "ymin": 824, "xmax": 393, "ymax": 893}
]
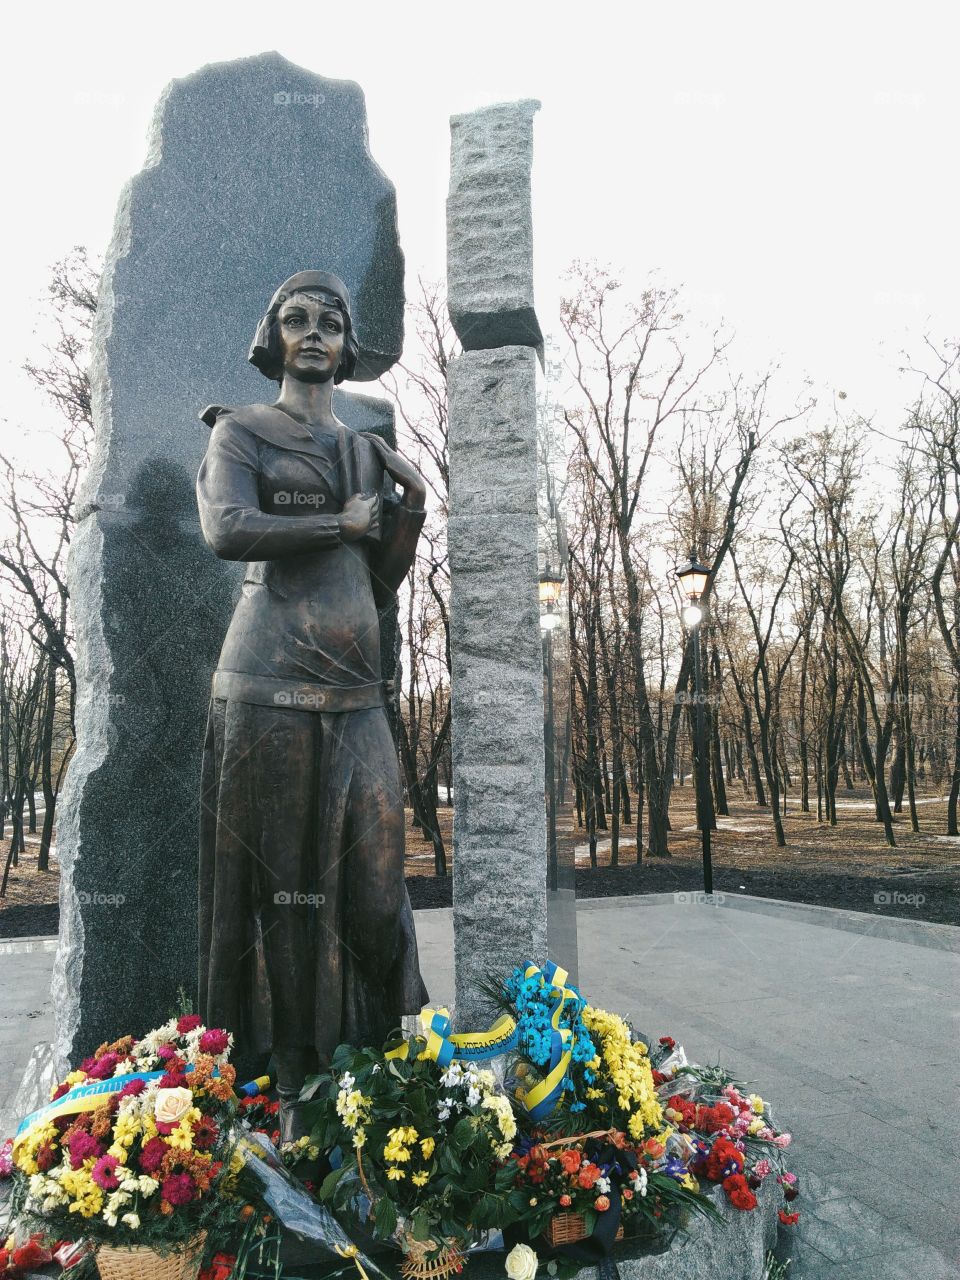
[
  {"xmin": 2, "ymin": 781, "xmax": 958, "ymax": 937},
  {"xmin": 403, "ymin": 780, "xmax": 960, "ymax": 926}
]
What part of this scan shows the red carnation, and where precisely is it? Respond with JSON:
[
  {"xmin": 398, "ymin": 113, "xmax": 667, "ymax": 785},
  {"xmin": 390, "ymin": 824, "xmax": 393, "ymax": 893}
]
[
  {"xmin": 36, "ymin": 1142, "xmax": 56, "ymax": 1172},
  {"xmin": 158, "ymin": 1072, "xmax": 189, "ymax": 1090},
  {"xmin": 177, "ymin": 1015, "xmax": 203, "ymax": 1034},
  {"xmin": 119, "ymin": 1078, "xmax": 146, "ymax": 1099},
  {"xmin": 559, "ymin": 1148, "xmax": 581, "ymax": 1174},
  {"xmin": 11, "ymin": 1240, "xmax": 53, "ymax": 1272},
  {"xmin": 161, "ymin": 1173, "xmax": 196, "ymax": 1206},
  {"xmin": 86, "ymin": 1053, "xmax": 120, "ymax": 1081},
  {"xmin": 651, "ymin": 1070, "xmax": 666, "ymax": 1086},
  {"xmin": 658, "ymin": 1036, "xmax": 676, "ymax": 1049},
  {"xmin": 51, "ymin": 1083, "xmax": 70, "ymax": 1101},
  {"xmin": 778, "ymin": 1209, "xmax": 800, "ymax": 1226},
  {"xmin": 723, "ymin": 1173, "xmax": 757, "ymax": 1211},
  {"xmin": 68, "ymin": 1130, "xmax": 103, "ymax": 1168},
  {"xmin": 198, "ymin": 1029, "xmax": 229, "ymax": 1055},
  {"xmin": 198, "ymin": 1253, "xmax": 236, "ymax": 1280},
  {"xmin": 138, "ymin": 1136, "xmax": 168, "ymax": 1173}
]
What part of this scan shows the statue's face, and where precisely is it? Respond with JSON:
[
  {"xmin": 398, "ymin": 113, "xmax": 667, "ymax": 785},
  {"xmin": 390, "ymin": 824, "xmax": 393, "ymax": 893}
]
[{"xmin": 277, "ymin": 292, "xmax": 346, "ymax": 382}]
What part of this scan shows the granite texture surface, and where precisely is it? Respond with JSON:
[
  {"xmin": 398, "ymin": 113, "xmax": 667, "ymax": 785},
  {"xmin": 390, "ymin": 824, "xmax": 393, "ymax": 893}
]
[
  {"xmin": 447, "ymin": 100, "xmax": 543, "ymax": 355},
  {"xmin": 52, "ymin": 52, "xmax": 405, "ymax": 1071},
  {"xmin": 448, "ymin": 347, "xmax": 548, "ymax": 1026}
]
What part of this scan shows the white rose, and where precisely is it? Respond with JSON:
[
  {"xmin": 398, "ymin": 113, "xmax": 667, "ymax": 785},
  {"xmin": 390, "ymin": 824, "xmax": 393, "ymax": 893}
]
[
  {"xmin": 505, "ymin": 1244, "xmax": 538, "ymax": 1280},
  {"xmin": 154, "ymin": 1087, "xmax": 193, "ymax": 1124}
]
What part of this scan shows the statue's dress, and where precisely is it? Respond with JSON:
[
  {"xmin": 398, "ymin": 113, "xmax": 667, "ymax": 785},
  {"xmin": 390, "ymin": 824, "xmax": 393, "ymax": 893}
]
[{"xmin": 196, "ymin": 403, "xmax": 427, "ymax": 1078}]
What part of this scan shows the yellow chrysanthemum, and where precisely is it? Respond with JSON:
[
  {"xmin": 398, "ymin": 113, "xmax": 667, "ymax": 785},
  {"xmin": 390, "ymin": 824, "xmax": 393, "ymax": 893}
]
[
  {"xmin": 386, "ymin": 1166, "xmax": 405, "ymax": 1181},
  {"xmin": 419, "ymin": 1137, "xmax": 435, "ymax": 1159},
  {"xmin": 411, "ymin": 1171, "xmax": 430, "ymax": 1187}
]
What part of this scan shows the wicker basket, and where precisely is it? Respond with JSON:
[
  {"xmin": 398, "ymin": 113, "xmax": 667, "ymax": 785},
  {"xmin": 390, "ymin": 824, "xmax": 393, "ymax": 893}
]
[
  {"xmin": 547, "ymin": 1213, "xmax": 624, "ymax": 1247},
  {"xmin": 96, "ymin": 1232, "xmax": 206, "ymax": 1280},
  {"xmin": 398, "ymin": 1235, "xmax": 463, "ymax": 1280}
]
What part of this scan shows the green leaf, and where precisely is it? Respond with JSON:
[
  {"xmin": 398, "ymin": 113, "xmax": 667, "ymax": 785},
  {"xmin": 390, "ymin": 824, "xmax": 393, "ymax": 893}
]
[
  {"xmin": 317, "ymin": 1164, "xmax": 349, "ymax": 1201},
  {"xmin": 374, "ymin": 1196, "xmax": 398, "ymax": 1239},
  {"xmin": 451, "ymin": 1118, "xmax": 474, "ymax": 1150},
  {"xmin": 411, "ymin": 1211, "xmax": 432, "ymax": 1242}
]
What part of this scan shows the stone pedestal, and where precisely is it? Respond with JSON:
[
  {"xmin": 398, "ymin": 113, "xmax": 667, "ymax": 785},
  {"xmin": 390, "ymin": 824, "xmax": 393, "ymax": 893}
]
[{"xmin": 53, "ymin": 52, "xmax": 405, "ymax": 1070}]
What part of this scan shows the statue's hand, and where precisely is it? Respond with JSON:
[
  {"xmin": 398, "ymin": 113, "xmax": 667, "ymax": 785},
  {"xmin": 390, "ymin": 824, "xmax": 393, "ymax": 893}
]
[
  {"xmin": 338, "ymin": 493, "xmax": 379, "ymax": 542},
  {"xmin": 360, "ymin": 433, "xmax": 427, "ymax": 509}
]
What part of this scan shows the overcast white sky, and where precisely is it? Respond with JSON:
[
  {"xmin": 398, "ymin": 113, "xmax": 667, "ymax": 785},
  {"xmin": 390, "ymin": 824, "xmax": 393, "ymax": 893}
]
[{"xmin": 1, "ymin": 0, "xmax": 956, "ymax": 449}]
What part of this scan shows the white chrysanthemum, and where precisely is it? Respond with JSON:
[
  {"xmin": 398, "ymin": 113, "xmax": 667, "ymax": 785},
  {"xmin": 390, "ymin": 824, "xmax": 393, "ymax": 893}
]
[
  {"xmin": 138, "ymin": 1175, "xmax": 159, "ymax": 1196},
  {"xmin": 466, "ymin": 1086, "xmax": 481, "ymax": 1107},
  {"xmin": 122, "ymin": 1213, "xmax": 141, "ymax": 1230}
]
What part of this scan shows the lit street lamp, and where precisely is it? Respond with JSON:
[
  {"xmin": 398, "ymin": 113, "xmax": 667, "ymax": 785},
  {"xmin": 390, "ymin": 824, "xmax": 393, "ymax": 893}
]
[
  {"xmin": 540, "ymin": 566, "xmax": 564, "ymax": 890},
  {"xmin": 675, "ymin": 551, "xmax": 714, "ymax": 895}
]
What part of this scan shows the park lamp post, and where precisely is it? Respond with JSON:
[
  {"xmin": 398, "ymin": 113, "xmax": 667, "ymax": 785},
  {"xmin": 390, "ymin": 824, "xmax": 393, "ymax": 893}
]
[
  {"xmin": 675, "ymin": 551, "xmax": 714, "ymax": 895},
  {"xmin": 539, "ymin": 566, "xmax": 564, "ymax": 891}
]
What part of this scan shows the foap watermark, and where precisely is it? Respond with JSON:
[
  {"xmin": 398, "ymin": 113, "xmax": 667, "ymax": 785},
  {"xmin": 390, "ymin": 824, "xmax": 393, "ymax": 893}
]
[
  {"xmin": 674, "ymin": 890, "xmax": 726, "ymax": 906},
  {"xmin": 79, "ymin": 691, "xmax": 126, "ymax": 708},
  {"xmin": 874, "ymin": 890, "xmax": 925, "ymax": 907},
  {"xmin": 274, "ymin": 890, "xmax": 326, "ymax": 907},
  {"xmin": 273, "ymin": 90, "xmax": 325, "ymax": 108},
  {"xmin": 873, "ymin": 90, "xmax": 925, "ymax": 109},
  {"xmin": 77, "ymin": 890, "xmax": 125, "ymax": 906},
  {"xmin": 673, "ymin": 90, "xmax": 727, "ymax": 110},
  {"xmin": 74, "ymin": 89, "xmax": 126, "ymax": 109},
  {"xmin": 675, "ymin": 690, "xmax": 720, "ymax": 707},
  {"xmin": 274, "ymin": 491, "xmax": 326, "ymax": 507},
  {"xmin": 874, "ymin": 290, "xmax": 925, "ymax": 311},
  {"xmin": 95, "ymin": 492, "xmax": 126, "ymax": 511},
  {"xmin": 273, "ymin": 689, "xmax": 327, "ymax": 710}
]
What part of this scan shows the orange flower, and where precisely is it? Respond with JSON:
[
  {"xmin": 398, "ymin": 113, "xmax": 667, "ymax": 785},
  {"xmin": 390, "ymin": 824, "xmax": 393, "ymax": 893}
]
[
  {"xmin": 595, "ymin": 1195, "xmax": 610, "ymax": 1212},
  {"xmin": 577, "ymin": 1163, "xmax": 601, "ymax": 1190},
  {"xmin": 643, "ymin": 1139, "xmax": 665, "ymax": 1160},
  {"xmin": 559, "ymin": 1148, "xmax": 582, "ymax": 1174},
  {"xmin": 90, "ymin": 1104, "xmax": 113, "ymax": 1139}
]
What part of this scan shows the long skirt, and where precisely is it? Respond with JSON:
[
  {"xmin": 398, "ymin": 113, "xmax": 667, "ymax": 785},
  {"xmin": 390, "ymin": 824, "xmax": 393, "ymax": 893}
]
[{"xmin": 198, "ymin": 696, "xmax": 427, "ymax": 1081}]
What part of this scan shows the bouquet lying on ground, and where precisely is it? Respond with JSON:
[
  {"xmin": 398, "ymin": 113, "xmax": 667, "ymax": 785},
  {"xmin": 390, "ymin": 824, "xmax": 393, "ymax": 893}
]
[
  {"xmin": 10, "ymin": 1015, "xmax": 242, "ymax": 1251},
  {"xmin": 649, "ymin": 1038, "xmax": 799, "ymax": 1225}
]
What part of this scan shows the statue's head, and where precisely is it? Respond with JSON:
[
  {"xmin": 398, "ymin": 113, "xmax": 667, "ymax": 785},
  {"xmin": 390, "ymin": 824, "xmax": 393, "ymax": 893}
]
[{"xmin": 248, "ymin": 271, "xmax": 359, "ymax": 384}]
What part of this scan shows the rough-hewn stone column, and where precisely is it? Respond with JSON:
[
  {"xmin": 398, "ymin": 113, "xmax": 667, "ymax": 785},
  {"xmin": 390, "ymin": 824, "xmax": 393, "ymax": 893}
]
[{"xmin": 446, "ymin": 101, "xmax": 558, "ymax": 1024}]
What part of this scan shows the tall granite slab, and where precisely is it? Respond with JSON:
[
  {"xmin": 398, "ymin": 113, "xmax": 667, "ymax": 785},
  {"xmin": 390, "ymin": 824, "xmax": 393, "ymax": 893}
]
[
  {"xmin": 448, "ymin": 347, "xmax": 548, "ymax": 1025},
  {"xmin": 447, "ymin": 101, "xmax": 544, "ymax": 355},
  {"xmin": 53, "ymin": 53, "xmax": 405, "ymax": 1072}
]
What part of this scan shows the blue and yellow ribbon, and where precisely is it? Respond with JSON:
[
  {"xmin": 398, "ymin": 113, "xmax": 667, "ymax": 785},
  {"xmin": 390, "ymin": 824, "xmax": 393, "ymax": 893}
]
[
  {"xmin": 386, "ymin": 960, "xmax": 582, "ymax": 1122},
  {"xmin": 13, "ymin": 1068, "xmax": 270, "ymax": 1153}
]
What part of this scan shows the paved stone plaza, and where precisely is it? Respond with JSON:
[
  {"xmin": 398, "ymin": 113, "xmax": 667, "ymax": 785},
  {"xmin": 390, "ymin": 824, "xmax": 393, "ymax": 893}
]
[{"xmin": 2, "ymin": 896, "xmax": 958, "ymax": 1279}]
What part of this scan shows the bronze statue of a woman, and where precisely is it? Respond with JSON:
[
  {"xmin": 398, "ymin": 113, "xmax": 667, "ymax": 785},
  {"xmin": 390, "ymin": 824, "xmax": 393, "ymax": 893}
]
[{"xmin": 196, "ymin": 271, "xmax": 427, "ymax": 1139}]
